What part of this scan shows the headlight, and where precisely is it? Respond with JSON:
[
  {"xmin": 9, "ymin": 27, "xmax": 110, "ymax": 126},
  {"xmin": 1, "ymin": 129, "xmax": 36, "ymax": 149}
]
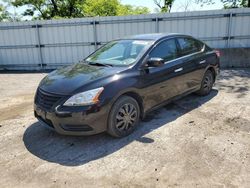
[{"xmin": 63, "ymin": 87, "xmax": 104, "ymax": 106}]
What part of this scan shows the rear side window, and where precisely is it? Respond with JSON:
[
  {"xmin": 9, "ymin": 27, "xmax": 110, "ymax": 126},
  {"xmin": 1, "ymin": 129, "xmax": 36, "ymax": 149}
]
[
  {"xmin": 149, "ymin": 39, "xmax": 178, "ymax": 62},
  {"xmin": 177, "ymin": 37, "xmax": 203, "ymax": 56}
]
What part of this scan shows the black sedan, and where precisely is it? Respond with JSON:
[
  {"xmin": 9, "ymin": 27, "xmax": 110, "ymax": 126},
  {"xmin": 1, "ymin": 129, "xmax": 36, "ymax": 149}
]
[{"xmin": 34, "ymin": 33, "xmax": 220, "ymax": 137}]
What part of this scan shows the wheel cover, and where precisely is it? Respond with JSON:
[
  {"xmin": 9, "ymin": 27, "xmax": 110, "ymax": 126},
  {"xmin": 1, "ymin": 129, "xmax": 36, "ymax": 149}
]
[
  {"xmin": 115, "ymin": 103, "xmax": 137, "ymax": 131},
  {"xmin": 203, "ymin": 74, "xmax": 213, "ymax": 91}
]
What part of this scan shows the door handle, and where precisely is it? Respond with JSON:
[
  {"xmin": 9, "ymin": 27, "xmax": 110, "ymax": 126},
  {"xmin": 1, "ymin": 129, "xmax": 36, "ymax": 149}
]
[
  {"xmin": 174, "ymin": 67, "xmax": 183, "ymax": 72},
  {"xmin": 199, "ymin": 60, "xmax": 206, "ymax": 64}
]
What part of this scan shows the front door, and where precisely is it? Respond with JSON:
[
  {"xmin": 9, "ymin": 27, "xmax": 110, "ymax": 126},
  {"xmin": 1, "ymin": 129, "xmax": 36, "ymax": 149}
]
[{"xmin": 139, "ymin": 38, "xmax": 187, "ymax": 112}]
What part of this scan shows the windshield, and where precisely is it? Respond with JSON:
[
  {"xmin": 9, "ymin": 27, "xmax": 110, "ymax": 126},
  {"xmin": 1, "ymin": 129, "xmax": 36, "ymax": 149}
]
[{"xmin": 86, "ymin": 40, "xmax": 153, "ymax": 66}]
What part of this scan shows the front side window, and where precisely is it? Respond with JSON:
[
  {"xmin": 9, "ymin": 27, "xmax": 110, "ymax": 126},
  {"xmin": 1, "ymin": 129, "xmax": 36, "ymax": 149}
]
[
  {"xmin": 86, "ymin": 40, "xmax": 153, "ymax": 66},
  {"xmin": 177, "ymin": 37, "xmax": 203, "ymax": 56},
  {"xmin": 149, "ymin": 39, "xmax": 178, "ymax": 62}
]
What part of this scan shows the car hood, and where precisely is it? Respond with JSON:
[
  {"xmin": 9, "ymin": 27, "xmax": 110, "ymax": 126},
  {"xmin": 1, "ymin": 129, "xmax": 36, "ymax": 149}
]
[{"xmin": 39, "ymin": 63, "xmax": 126, "ymax": 95}]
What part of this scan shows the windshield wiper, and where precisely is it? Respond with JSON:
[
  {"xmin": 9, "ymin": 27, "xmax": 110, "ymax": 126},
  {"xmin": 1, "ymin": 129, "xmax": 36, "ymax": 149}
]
[{"xmin": 88, "ymin": 62, "xmax": 113, "ymax": 67}]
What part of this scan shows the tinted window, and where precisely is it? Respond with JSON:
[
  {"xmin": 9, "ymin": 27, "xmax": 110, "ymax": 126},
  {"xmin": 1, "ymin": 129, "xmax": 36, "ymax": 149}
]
[
  {"xmin": 149, "ymin": 39, "xmax": 178, "ymax": 62},
  {"xmin": 177, "ymin": 37, "xmax": 203, "ymax": 56}
]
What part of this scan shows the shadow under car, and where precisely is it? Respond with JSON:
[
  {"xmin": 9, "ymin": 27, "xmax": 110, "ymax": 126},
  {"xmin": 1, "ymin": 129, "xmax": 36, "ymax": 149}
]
[{"xmin": 23, "ymin": 90, "xmax": 218, "ymax": 166}]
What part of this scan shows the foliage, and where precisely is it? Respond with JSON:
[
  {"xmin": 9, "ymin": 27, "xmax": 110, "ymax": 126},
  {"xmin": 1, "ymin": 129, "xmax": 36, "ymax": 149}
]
[
  {"xmin": 117, "ymin": 5, "xmax": 150, "ymax": 15},
  {"xmin": 154, "ymin": 0, "xmax": 175, "ymax": 12},
  {"xmin": 195, "ymin": 0, "xmax": 250, "ymax": 8},
  {"xmin": 11, "ymin": 0, "xmax": 85, "ymax": 19},
  {"xmin": 7, "ymin": 0, "xmax": 149, "ymax": 20},
  {"xmin": 0, "ymin": 3, "xmax": 9, "ymax": 21},
  {"xmin": 82, "ymin": 0, "xmax": 119, "ymax": 16},
  {"xmin": 82, "ymin": 0, "xmax": 149, "ymax": 17},
  {"xmin": 2, "ymin": 0, "xmax": 249, "ymax": 22}
]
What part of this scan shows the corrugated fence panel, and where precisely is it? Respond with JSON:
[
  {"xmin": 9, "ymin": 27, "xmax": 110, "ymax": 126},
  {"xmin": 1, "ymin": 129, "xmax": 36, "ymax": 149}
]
[
  {"xmin": 0, "ymin": 8, "xmax": 250, "ymax": 70},
  {"xmin": 0, "ymin": 21, "xmax": 39, "ymax": 68},
  {"xmin": 230, "ymin": 9, "xmax": 250, "ymax": 48},
  {"xmin": 96, "ymin": 14, "xmax": 157, "ymax": 42},
  {"xmin": 38, "ymin": 18, "xmax": 95, "ymax": 66},
  {"xmin": 158, "ymin": 10, "xmax": 230, "ymax": 48}
]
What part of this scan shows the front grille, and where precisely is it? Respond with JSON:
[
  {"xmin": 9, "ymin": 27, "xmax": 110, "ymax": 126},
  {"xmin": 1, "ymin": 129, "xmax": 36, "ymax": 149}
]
[{"xmin": 35, "ymin": 89, "xmax": 64, "ymax": 110}]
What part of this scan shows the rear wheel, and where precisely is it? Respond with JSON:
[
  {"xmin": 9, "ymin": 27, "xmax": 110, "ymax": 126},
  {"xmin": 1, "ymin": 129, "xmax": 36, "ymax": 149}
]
[
  {"xmin": 107, "ymin": 96, "xmax": 140, "ymax": 138},
  {"xmin": 196, "ymin": 70, "xmax": 214, "ymax": 96}
]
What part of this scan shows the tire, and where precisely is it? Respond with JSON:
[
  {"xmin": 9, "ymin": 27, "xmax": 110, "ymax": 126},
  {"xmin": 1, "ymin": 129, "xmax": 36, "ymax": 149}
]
[
  {"xmin": 196, "ymin": 70, "xmax": 214, "ymax": 96},
  {"xmin": 107, "ymin": 96, "xmax": 140, "ymax": 138}
]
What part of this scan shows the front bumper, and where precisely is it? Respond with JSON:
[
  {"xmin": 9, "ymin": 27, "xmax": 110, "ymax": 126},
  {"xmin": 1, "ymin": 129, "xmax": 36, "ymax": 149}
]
[{"xmin": 34, "ymin": 103, "xmax": 110, "ymax": 136}]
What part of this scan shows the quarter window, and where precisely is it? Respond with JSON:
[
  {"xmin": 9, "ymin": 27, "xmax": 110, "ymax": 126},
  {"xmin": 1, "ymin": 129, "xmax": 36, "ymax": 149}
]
[
  {"xmin": 177, "ymin": 37, "xmax": 203, "ymax": 56},
  {"xmin": 149, "ymin": 39, "xmax": 178, "ymax": 62}
]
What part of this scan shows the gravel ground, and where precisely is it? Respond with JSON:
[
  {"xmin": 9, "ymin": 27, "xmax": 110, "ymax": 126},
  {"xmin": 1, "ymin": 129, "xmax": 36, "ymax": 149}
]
[{"xmin": 0, "ymin": 69, "xmax": 250, "ymax": 188}]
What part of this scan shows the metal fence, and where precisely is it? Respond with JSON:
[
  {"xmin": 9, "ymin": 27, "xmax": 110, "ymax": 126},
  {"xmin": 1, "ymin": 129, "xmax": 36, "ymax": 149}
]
[{"xmin": 0, "ymin": 8, "xmax": 250, "ymax": 70}]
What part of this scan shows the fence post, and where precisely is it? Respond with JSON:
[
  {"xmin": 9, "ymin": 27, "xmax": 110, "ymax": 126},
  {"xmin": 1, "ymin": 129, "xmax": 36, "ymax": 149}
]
[
  {"xmin": 155, "ymin": 17, "xmax": 159, "ymax": 33},
  {"xmin": 226, "ymin": 12, "xmax": 233, "ymax": 67},
  {"xmin": 35, "ymin": 24, "xmax": 43, "ymax": 70},
  {"xmin": 93, "ymin": 20, "xmax": 98, "ymax": 50},
  {"xmin": 227, "ymin": 12, "xmax": 233, "ymax": 48}
]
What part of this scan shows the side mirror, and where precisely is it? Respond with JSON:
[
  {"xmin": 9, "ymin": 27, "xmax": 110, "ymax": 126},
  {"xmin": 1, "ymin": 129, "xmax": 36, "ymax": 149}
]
[{"xmin": 146, "ymin": 57, "xmax": 165, "ymax": 67}]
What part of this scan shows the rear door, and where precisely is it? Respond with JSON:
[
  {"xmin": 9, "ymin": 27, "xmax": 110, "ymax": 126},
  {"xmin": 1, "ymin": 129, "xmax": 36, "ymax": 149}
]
[{"xmin": 175, "ymin": 37, "xmax": 206, "ymax": 93}]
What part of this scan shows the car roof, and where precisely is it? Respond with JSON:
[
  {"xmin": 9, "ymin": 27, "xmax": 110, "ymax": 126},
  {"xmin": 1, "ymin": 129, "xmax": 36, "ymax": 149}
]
[{"xmin": 122, "ymin": 33, "xmax": 190, "ymax": 41}]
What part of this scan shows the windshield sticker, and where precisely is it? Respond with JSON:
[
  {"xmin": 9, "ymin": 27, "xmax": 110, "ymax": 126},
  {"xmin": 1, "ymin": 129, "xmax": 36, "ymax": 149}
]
[{"xmin": 132, "ymin": 41, "xmax": 149, "ymax": 45}]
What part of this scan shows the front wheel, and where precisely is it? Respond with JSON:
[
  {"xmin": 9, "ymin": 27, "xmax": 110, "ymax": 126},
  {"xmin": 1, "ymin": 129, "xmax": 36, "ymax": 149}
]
[
  {"xmin": 196, "ymin": 70, "xmax": 214, "ymax": 96},
  {"xmin": 107, "ymin": 96, "xmax": 140, "ymax": 138}
]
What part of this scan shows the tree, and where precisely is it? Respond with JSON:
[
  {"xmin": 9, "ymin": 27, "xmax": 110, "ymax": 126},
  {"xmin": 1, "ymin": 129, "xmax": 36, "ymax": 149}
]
[
  {"xmin": 154, "ymin": 0, "xmax": 175, "ymax": 12},
  {"xmin": 11, "ymin": 0, "xmax": 86, "ymax": 20},
  {"xmin": 195, "ymin": 0, "xmax": 250, "ymax": 8},
  {"xmin": 1, "ymin": 0, "xmax": 23, "ymax": 21},
  {"xmin": 82, "ymin": 0, "xmax": 150, "ymax": 17},
  {"xmin": 179, "ymin": 0, "xmax": 193, "ymax": 12},
  {"xmin": 0, "ymin": 3, "xmax": 9, "ymax": 21},
  {"xmin": 82, "ymin": 0, "xmax": 119, "ymax": 16},
  {"xmin": 10, "ymin": 0, "xmax": 150, "ymax": 20},
  {"xmin": 117, "ymin": 5, "xmax": 150, "ymax": 16}
]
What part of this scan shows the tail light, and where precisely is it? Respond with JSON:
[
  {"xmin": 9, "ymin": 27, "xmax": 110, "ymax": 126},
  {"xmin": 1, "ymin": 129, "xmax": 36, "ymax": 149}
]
[{"xmin": 215, "ymin": 50, "xmax": 221, "ymax": 58}]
